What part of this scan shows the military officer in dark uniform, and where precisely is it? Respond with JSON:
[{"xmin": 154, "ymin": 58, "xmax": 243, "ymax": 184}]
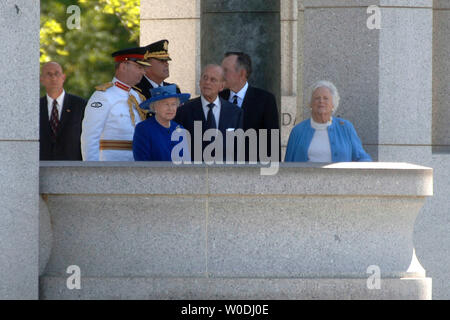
[{"xmin": 134, "ymin": 39, "xmax": 181, "ymax": 99}]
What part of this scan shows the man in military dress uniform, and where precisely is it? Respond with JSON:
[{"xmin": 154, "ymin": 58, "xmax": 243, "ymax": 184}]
[
  {"xmin": 134, "ymin": 39, "xmax": 181, "ymax": 99},
  {"xmin": 81, "ymin": 46, "xmax": 151, "ymax": 161}
]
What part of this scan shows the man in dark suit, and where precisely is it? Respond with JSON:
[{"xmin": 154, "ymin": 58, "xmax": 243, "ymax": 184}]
[
  {"xmin": 220, "ymin": 52, "xmax": 280, "ymax": 162},
  {"xmin": 40, "ymin": 61, "xmax": 86, "ymax": 160},
  {"xmin": 174, "ymin": 64, "xmax": 243, "ymax": 163},
  {"xmin": 134, "ymin": 39, "xmax": 181, "ymax": 100}
]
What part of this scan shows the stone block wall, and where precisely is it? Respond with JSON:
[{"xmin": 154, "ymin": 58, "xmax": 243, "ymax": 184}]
[{"xmin": 0, "ymin": 0, "xmax": 40, "ymax": 300}]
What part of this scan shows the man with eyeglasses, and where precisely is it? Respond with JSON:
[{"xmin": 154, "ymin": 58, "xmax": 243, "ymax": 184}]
[
  {"xmin": 134, "ymin": 39, "xmax": 182, "ymax": 100},
  {"xmin": 81, "ymin": 46, "xmax": 151, "ymax": 161}
]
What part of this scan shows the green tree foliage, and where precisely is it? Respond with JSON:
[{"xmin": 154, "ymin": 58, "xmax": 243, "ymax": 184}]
[
  {"xmin": 83, "ymin": 0, "xmax": 141, "ymax": 42},
  {"xmin": 40, "ymin": 0, "xmax": 140, "ymax": 99}
]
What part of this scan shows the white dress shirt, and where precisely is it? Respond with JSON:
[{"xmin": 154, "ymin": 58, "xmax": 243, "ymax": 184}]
[
  {"xmin": 201, "ymin": 95, "xmax": 221, "ymax": 128},
  {"xmin": 46, "ymin": 90, "xmax": 65, "ymax": 120},
  {"xmin": 308, "ymin": 118, "xmax": 332, "ymax": 162},
  {"xmin": 228, "ymin": 81, "xmax": 248, "ymax": 108}
]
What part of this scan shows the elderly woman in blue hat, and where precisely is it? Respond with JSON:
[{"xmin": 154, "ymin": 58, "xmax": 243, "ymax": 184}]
[
  {"xmin": 285, "ymin": 80, "xmax": 371, "ymax": 162},
  {"xmin": 133, "ymin": 84, "xmax": 190, "ymax": 161}
]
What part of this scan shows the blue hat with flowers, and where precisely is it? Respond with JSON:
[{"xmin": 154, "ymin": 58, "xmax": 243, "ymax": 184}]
[{"xmin": 139, "ymin": 84, "xmax": 190, "ymax": 110}]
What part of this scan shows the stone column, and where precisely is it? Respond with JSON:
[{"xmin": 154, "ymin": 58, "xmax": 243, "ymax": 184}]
[
  {"xmin": 412, "ymin": 0, "xmax": 450, "ymax": 300},
  {"xmin": 302, "ymin": 0, "xmax": 433, "ymax": 162},
  {"xmin": 377, "ymin": 1, "xmax": 432, "ymax": 163},
  {"xmin": 0, "ymin": 0, "xmax": 39, "ymax": 299},
  {"xmin": 296, "ymin": 1, "xmax": 305, "ymax": 125},
  {"xmin": 280, "ymin": 0, "xmax": 298, "ymax": 158},
  {"xmin": 140, "ymin": 0, "xmax": 201, "ymax": 96},
  {"xmin": 432, "ymin": 0, "xmax": 450, "ymax": 153},
  {"xmin": 200, "ymin": 0, "xmax": 281, "ymax": 117}
]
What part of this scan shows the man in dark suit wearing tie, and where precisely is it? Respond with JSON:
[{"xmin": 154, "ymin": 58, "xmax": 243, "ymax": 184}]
[
  {"xmin": 174, "ymin": 64, "xmax": 243, "ymax": 163},
  {"xmin": 39, "ymin": 62, "xmax": 87, "ymax": 160},
  {"xmin": 134, "ymin": 40, "xmax": 181, "ymax": 99},
  {"xmin": 220, "ymin": 52, "xmax": 280, "ymax": 162}
]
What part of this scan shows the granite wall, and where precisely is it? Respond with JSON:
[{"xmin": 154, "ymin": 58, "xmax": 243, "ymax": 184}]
[{"xmin": 0, "ymin": 0, "xmax": 40, "ymax": 299}]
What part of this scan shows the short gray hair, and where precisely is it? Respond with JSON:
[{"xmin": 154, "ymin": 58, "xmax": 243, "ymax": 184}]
[
  {"xmin": 201, "ymin": 64, "xmax": 224, "ymax": 80},
  {"xmin": 309, "ymin": 80, "xmax": 340, "ymax": 113}
]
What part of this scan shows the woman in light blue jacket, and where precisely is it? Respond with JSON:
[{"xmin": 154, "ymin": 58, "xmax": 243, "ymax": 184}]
[{"xmin": 285, "ymin": 80, "xmax": 371, "ymax": 162}]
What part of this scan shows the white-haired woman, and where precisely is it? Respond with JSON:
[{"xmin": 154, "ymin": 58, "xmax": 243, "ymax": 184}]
[{"xmin": 284, "ymin": 80, "xmax": 371, "ymax": 162}]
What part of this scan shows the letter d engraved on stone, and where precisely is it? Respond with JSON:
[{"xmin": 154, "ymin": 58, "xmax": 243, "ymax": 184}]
[
  {"xmin": 67, "ymin": 5, "xmax": 81, "ymax": 30},
  {"xmin": 282, "ymin": 113, "xmax": 292, "ymax": 126},
  {"xmin": 66, "ymin": 265, "xmax": 81, "ymax": 290},
  {"xmin": 366, "ymin": 5, "xmax": 381, "ymax": 30},
  {"xmin": 366, "ymin": 265, "xmax": 381, "ymax": 290}
]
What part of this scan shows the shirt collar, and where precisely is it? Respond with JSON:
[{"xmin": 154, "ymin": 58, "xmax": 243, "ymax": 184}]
[
  {"xmin": 201, "ymin": 95, "xmax": 220, "ymax": 109},
  {"xmin": 145, "ymin": 75, "xmax": 163, "ymax": 88},
  {"xmin": 230, "ymin": 81, "xmax": 248, "ymax": 100},
  {"xmin": 46, "ymin": 90, "xmax": 65, "ymax": 107}
]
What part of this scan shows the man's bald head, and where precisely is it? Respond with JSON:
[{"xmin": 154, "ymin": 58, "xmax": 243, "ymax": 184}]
[
  {"xmin": 40, "ymin": 61, "xmax": 66, "ymax": 98},
  {"xmin": 41, "ymin": 61, "xmax": 63, "ymax": 74}
]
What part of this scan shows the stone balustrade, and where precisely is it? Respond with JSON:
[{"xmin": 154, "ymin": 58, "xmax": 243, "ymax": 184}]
[{"xmin": 39, "ymin": 162, "xmax": 432, "ymax": 299}]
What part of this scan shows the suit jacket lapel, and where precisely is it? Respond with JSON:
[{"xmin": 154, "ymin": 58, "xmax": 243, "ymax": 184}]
[
  {"xmin": 58, "ymin": 93, "xmax": 71, "ymax": 132},
  {"xmin": 40, "ymin": 97, "xmax": 49, "ymax": 122},
  {"xmin": 218, "ymin": 98, "xmax": 230, "ymax": 133},
  {"xmin": 40, "ymin": 97, "xmax": 52, "ymax": 136},
  {"xmin": 219, "ymin": 89, "xmax": 231, "ymax": 102},
  {"xmin": 193, "ymin": 98, "xmax": 206, "ymax": 127},
  {"xmin": 143, "ymin": 78, "xmax": 154, "ymax": 96},
  {"xmin": 241, "ymin": 85, "xmax": 253, "ymax": 112},
  {"xmin": 138, "ymin": 77, "xmax": 153, "ymax": 97}
]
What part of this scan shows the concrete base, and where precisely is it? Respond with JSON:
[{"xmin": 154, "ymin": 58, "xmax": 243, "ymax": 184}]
[
  {"xmin": 39, "ymin": 162, "xmax": 432, "ymax": 300},
  {"xmin": 40, "ymin": 276, "xmax": 431, "ymax": 300}
]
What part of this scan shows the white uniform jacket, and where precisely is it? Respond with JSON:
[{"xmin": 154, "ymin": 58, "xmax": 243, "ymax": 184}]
[{"xmin": 81, "ymin": 77, "xmax": 144, "ymax": 161}]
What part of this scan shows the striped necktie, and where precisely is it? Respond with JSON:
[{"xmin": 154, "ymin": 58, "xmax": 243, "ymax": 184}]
[
  {"xmin": 50, "ymin": 99, "xmax": 60, "ymax": 135},
  {"xmin": 232, "ymin": 95, "xmax": 238, "ymax": 105}
]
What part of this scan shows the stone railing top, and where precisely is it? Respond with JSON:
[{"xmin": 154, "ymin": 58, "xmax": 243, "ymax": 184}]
[
  {"xmin": 433, "ymin": 0, "xmax": 450, "ymax": 9},
  {"xmin": 39, "ymin": 161, "xmax": 433, "ymax": 197},
  {"xmin": 202, "ymin": 1, "xmax": 280, "ymax": 13},
  {"xmin": 303, "ymin": 0, "xmax": 432, "ymax": 8}
]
